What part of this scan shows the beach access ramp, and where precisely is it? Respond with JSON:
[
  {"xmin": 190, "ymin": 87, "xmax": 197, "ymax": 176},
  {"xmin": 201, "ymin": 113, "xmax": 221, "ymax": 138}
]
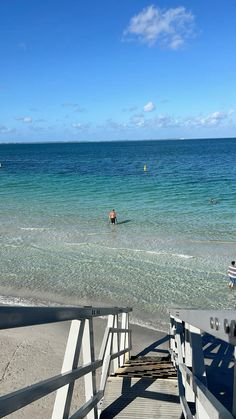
[{"xmin": 0, "ymin": 306, "xmax": 235, "ymax": 418}]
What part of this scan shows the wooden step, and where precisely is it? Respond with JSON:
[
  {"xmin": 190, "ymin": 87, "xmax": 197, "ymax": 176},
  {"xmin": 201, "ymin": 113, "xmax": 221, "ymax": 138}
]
[{"xmin": 112, "ymin": 357, "xmax": 177, "ymax": 379}]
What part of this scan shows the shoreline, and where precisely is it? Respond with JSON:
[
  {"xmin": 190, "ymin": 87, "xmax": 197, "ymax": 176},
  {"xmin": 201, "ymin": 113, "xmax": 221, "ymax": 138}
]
[{"xmin": 0, "ymin": 290, "xmax": 170, "ymax": 333}]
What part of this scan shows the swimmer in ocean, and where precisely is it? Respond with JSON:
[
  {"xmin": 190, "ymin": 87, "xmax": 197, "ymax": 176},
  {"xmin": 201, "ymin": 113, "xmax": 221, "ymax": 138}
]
[
  {"xmin": 209, "ymin": 198, "xmax": 219, "ymax": 205},
  {"xmin": 109, "ymin": 209, "xmax": 117, "ymax": 225}
]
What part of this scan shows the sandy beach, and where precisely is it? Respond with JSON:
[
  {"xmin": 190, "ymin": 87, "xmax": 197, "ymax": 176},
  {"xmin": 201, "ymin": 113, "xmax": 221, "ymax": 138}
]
[{"xmin": 0, "ymin": 316, "xmax": 168, "ymax": 418}]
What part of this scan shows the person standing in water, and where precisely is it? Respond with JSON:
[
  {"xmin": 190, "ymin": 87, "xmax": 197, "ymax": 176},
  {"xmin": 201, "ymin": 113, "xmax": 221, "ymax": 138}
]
[
  {"xmin": 227, "ymin": 261, "xmax": 236, "ymax": 288},
  {"xmin": 109, "ymin": 209, "xmax": 117, "ymax": 225}
]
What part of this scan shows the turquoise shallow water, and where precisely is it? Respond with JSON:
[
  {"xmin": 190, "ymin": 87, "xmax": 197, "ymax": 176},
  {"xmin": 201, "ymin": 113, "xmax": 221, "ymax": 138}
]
[{"xmin": 0, "ymin": 139, "xmax": 236, "ymax": 329}]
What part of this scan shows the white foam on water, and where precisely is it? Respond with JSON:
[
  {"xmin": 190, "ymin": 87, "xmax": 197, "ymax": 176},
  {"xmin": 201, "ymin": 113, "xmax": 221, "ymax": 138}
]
[
  {"xmin": 70, "ymin": 243, "xmax": 194, "ymax": 260},
  {"xmin": 0, "ymin": 295, "xmax": 38, "ymax": 306},
  {"xmin": 87, "ymin": 233, "xmax": 111, "ymax": 236},
  {"xmin": 65, "ymin": 242, "xmax": 89, "ymax": 246},
  {"xmin": 171, "ymin": 253, "xmax": 193, "ymax": 259},
  {"xmin": 2, "ymin": 244, "xmax": 21, "ymax": 248},
  {"xmin": 21, "ymin": 227, "xmax": 49, "ymax": 231},
  {"xmin": 192, "ymin": 239, "xmax": 236, "ymax": 244}
]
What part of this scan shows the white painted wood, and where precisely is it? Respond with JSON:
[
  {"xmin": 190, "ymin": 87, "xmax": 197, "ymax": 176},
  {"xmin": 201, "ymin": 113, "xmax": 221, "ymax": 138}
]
[
  {"xmin": 119, "ymin": 312, "xmax": 130, "ymax": 364},
  {"xmin": 169, "ymin": 316, "xmax": 176, "ymax": 363},
  {"xmin": 169, "ymin": 309, "xmax": 236, "ymax": 345},
  {"xmin": 175, "ymin": 319, "xmax": 184, "ymax": 364},
  {"xmin": 119, "ymin": 313, "xmax": 127, "ymax": 366},
  {"xmin": 195, "ymin": 375, "xmax": 233, "ymax": 419},
  {"xmin": 112, "ymin": 315, "xmax": 119, "ymax": 371},
  {"xmin": 179, "ymin": 364, "xmax": 233, "ymax": 419},
  {"xmin": 0, "ymin": 306, "xmax": 133, "ymax": 419},
  {"xmin": 189, "ymin": 325, "xmax": 207, "ymax": 386},
  {"xmin": 125, "ymin": 313, "xmax": 131, "ymax": 362},
  {"xmin": 82, "ymin": 318, "xmax": 98, "ymax": 419},
  {"xmin": 0, "ymin": 362, "xmax": 103, "ymax": 418},
  {"xmin": 100, "ymin": 315, "xmax": 114, "ymax": 384},
  {"xmin": 184, "ymin": 322, "xmax": 195, "ymax": 403},
  {"xmin": 52, "ymin": 319, "xmax": 84, "ymax": 419},
  {"xmin": 98, "ymin": 315, "xmax": 115, "ymax": 418},
  {"xmin": 195, "ymin": 398, "xmax": 211, "ymax": 419}
]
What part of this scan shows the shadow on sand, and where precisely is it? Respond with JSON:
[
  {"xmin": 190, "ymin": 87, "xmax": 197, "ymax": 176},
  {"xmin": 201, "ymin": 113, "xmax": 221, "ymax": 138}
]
[{"xmin": 136, "ymin": 334, "xmax": 170, "ymax": 357}]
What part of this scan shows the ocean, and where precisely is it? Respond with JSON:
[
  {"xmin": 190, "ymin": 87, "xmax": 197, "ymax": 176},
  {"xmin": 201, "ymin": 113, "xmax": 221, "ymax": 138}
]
[{"xmin": 0, "ymin": 138, "xmax": 236, "ymax": 330}]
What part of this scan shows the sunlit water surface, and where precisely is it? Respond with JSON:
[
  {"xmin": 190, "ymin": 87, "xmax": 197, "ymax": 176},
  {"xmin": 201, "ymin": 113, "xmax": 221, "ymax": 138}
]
[{"xmin": 0, "ymin": 139, "xmax": 236, "ymax": 329}]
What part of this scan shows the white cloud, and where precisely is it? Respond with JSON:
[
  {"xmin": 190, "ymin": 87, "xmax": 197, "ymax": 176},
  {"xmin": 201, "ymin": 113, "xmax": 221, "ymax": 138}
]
[
  {"xmin": 185, "ymin": 111, "xmax": 232, "ymax": 128},
  {"xmin": 130, "ymin": 113, "xmax": 145, "ymax": 127},
  {"xmin": 123, "ymin": 5, "xmax": 195, "ymax": 49},
  {"xmin": 130, "ymin": 110, "xmax": 233, "ymax": 130},
  {"xmin": 98, "ymin": 119, "xmax": 128, "ymax": 130},
  {"xmin": 0, "ymin": 125, "xmax": 14, "ymax": 134},
  {"xmin": 15, "ymin": 116, "xmax": 32, "ymax": 123},
  {"xmin": 96, "ymin": 109, "xmax": 233, "ymax": 133},
  {"xmin": 72, "ymin": 122, "xmax": 89, "ymax": 130},
  {"xmin": 143, "ymin": 101, "xmax": 155, "ymax": 112}
]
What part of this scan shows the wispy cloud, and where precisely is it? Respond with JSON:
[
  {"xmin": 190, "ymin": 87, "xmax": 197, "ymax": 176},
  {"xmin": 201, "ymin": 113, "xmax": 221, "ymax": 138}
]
[
  {"xmin": 0, "ymin": 125, "xmax": 14, "ymax": 134},
  {"xmin": 15, "ymin": 116, "xmax": 32, "ymax": 123},
  {"xmin": 185, "ymin": 111, "xmax": 233, "ymax": 128},
  {"xmin": 95, "ymin": 109, "xmax": 233, "ymax": 133},
  {"xmin": 143, "ymin": 101, "xmax": 155, "ymax": 112},
  {"xmin": 123, "ymin": 5, "xmax": 195, "ymax": 49},
  {"xmin": 130, "ymin": 113, "xmax": 145, "ymax": 127},
  {"xmin": 72, "ymin": 122, "xmax": 90, "ymax": 130},
  {"xmin": 98, "ymin": 119, "xmax": 128, "ymax": 130},
  {"xmin": 143, "ymin": 110, "xmax": 233, "ymax": 129}
]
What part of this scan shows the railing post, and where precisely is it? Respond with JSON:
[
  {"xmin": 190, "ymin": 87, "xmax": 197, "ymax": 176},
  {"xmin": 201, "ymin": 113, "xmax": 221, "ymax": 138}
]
[
  {"xmin": 119, "ymin": 312, "xmax": 129, "ymax": 366},
  {"xmin": 175, "ymin": 318, "xmax": 184, "ymax": 364},
  {"xmin": 51, "ymin": 319, "xmax": 85, "ymax": 419},
  {"xmin": 189, "ymin": 325, "xmax": 207, "ymax": 386},
  {"xmin": 170, "ymin": 318, "xmax": 178, "ymax": 366},
  {"xmin": 184, "ymin": 322, "xmax": 195, "ymax": 404},
  {"xmin": 169, "ymin": 316, "xmax": 176, "ymax": 363},
  {"xmin": 98, "ymin": 314, "xmax": 114, "ymax": 417},
  {"xmin": 82, "ymin": 318, "xmax": 98, "ymax": 419},
  {"xmin": 188, "ymin": 325, "xmax": 207, "ymax": 418},
  {"xmin": 112, "ymin": 314, "xmax": 119, "ymax": 371}
]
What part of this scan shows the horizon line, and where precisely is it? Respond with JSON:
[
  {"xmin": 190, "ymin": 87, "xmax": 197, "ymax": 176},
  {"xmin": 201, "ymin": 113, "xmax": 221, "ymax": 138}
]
[{"xmin": 0, "ymin": 136, "xmax": 236, "ymax": 145}]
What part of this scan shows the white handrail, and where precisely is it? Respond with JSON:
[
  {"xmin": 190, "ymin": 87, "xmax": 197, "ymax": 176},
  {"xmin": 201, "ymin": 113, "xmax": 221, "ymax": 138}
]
[
  {"xmin": 0, "ymin": 361, "xmax": 102, "ymax": 417},
  {"xmin": 170, "ymin": 310, "xmax": 236, "ymax": 419},
  {"xmin": 0, "ymin": 305, "xmax": 132, "ymax": 419}
]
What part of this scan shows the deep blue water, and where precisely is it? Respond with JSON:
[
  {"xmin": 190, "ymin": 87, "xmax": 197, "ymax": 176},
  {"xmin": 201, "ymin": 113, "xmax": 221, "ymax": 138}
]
[{"xmin": 0, "ymin": 139, "xmax": 236, "ymax": 329}]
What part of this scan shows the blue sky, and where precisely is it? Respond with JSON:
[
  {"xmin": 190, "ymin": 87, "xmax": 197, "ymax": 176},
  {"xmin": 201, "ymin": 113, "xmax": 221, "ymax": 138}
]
[{"xmin": 0, "ymin": 0, "xmax": 236, "ymax": 142}]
